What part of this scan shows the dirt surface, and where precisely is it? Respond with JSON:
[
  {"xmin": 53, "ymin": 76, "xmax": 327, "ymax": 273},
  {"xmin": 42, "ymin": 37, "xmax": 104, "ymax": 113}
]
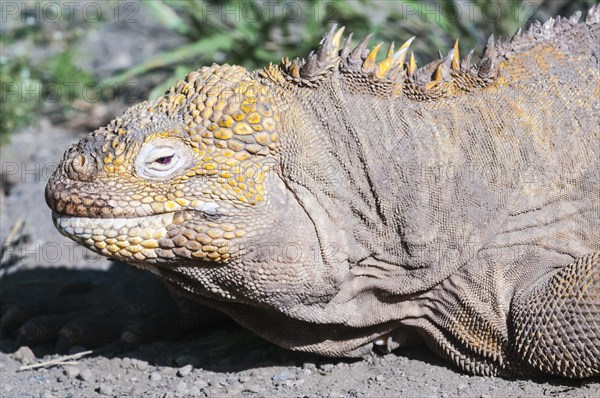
[{"xmin": 1, "ymin": 2, "xmax": 599, "ymax": 397}]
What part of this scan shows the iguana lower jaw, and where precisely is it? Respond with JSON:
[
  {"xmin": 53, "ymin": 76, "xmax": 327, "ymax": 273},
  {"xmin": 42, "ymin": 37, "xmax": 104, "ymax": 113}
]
[{"xmin": 51, "ymin": 209, "xmax": 232, "ymax": 265}]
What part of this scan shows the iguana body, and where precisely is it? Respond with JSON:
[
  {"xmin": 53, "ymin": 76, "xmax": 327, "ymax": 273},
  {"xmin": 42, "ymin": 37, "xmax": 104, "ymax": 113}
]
[{"xmin": 44, "ymin": 6, "xmax": 599, "ymax": 377}]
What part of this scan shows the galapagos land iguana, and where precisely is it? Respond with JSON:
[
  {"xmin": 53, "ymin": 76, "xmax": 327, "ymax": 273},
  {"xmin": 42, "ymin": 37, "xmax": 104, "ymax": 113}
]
[{"xmin": 42, "ymin": 5, "xmax": 600, "ymax": 378}]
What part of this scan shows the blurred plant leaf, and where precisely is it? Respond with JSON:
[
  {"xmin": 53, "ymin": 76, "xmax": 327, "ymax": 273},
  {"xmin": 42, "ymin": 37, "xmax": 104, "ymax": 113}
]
[
  {"xmin": 100, "ymin": 34, "xmax": 234, "ymax": 87},
  {"xmin": 143, "ymin": 0, "xmax": 191, "ymax": 36},
  {"xmin": 148, "ymin": 65, "xmax": 192, "ymax": 100}
]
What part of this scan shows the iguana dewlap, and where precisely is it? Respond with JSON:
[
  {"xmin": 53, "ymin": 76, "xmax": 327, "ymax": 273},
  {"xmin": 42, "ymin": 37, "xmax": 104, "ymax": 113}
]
[{"xmin": 46, "ymin": 6, "xmax": 600, "ymax": 377}]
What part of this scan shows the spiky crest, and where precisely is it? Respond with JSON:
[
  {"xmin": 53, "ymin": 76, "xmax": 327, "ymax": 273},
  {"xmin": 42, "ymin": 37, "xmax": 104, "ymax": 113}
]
[
  {"xmin": 259, "ymin": 4, "xmax": 600, "ymax": 100},
  {"xmin": 277, "ymin": 25, "xmax": 344, "ymax": 88}
]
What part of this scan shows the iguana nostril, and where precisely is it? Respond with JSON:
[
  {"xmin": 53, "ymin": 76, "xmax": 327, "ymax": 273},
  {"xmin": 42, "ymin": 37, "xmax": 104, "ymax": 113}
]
[
  {"xmin": 67, "ymin": 153, "xmax": 95, "ymax": 181},
  {"xmin": 71, "ymin": 154, "xmax": 87, "ymax": 174}
]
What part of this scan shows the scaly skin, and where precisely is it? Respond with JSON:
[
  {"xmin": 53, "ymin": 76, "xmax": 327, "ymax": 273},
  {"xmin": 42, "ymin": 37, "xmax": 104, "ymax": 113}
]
[{"xmin": 45, "ymin": 6, "xmax": 600, "ymax": 377}]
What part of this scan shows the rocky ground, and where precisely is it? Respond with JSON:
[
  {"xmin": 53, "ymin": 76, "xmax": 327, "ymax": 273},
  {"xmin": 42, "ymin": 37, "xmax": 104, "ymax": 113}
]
[
  {"xmin": 1, "ymin": 1, "xmax": 599, "ymax": 397},
  {"xmin": 2, "ymin": 336, "xmax": 599, "ymax": 398}
]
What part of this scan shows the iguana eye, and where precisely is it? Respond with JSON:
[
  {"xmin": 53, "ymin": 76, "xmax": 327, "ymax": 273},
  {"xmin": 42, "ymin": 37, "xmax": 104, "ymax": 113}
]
[
  {"xmin": 154, "ymin": 155, "xmax": 174, "ymax": 165},
  {"xmin": 135, "ymin": 138, "xmax": 193, "ymax": 180}
]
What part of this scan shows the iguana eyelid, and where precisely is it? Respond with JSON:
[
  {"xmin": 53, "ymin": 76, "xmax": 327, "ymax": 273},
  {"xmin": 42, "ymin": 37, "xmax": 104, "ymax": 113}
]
[
  {"xmin": 153, "ymin": 154, "xmax": 175, "ymax": 165},
  {"xmin": 135, "ymin": 139, "xmax": 193, "ymax": 180},
  {"xmin": 146, "ymin": 152, "xmax": 178, "ymax": 171},
  {"xmin": 144, "ymin": 148, "xmax": 177, "ymax": 166}
]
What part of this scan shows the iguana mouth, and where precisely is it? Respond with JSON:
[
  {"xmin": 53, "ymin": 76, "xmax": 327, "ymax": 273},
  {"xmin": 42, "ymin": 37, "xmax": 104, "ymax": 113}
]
[
  {"xmin": 53, "ymin": 206, "xmax": 239, "ymax": 264},
  {"xmin": 53, "ymin": 211, "xmax": 176, "ymax": 262}
]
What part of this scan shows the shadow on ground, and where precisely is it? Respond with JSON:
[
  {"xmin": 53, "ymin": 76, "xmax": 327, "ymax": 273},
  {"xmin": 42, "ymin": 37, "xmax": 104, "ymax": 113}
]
[
  {"xmin": 0, "ymin": 263, "xmax": 353, "ymax": 372},
  {"xmin": 1, "ymin": 264, "xmax": 599, "ymax": 387}
]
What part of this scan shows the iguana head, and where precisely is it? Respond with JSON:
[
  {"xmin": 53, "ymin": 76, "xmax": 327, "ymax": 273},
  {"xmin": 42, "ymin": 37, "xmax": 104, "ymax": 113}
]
[
  {"xmin": 46, "ymin": 26, "xmax": 501, "ymax": 308},
  {"xmin": 47, "ymin": 64, "xmax": 283, "ymax": 266}
]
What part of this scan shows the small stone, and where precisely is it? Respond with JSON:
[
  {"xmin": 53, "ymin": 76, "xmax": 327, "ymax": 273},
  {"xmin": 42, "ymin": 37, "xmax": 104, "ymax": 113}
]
[
  {"xmin": 375, "ymin": 374, "xmax": 385, "ymax": 382},
  {"xmin": 41, "ymin": 391, "xmax": 54, "ymax": 398},
  {"xmin": 215, "ymin": 376, "xmax": 229, "ymax": 386},
  {"xmin": 56, "ymin": 374, "xmax": 67, "ymax": 383},
  {"xmin": 63, "ymin": 366, "xmax": 80, "ymax": 378},
  {"xmin": 319, "ymin": 363, "xmax": 334, "ymax": 372},
  {"xmin": 175, "ymin": 381, "xmax": 188, "ymax": 396},
  {"xmin": 457, "ymin": 383, "xmax": 469, "ymax": 391},
  {"xmin": 78, "ymin": 368, "xmax": 94, "ymax": 382},
  {"xmin": 121, "ymin": 357, "xmax": 131, "ymax": 368},
  {"xmin": 303, "ymin": 362, "xmax": 316, "ymax": 370},
  {"xmin": 189, "ymin": 386, "xmax": 201, "ymax": 395},
  {"xmin": 177, "ymin": 364, "xmax": 193, "ymax": 377},
  {"xmin": 98, "ymin": 383, "xmax": 113, "ymax": 396},
  {"xmin": 13, "ymin": 346, "xmax": 35, "ymax": 364},
  {"xmin": 245, "ymin": 384, "xmax": 261, "ymax": 393},
  {"xmin": 131, "ymin": 359, "xmax": 148, "ymax": 371},
  {"xmin": 194, "ymin": 380, "xmax": 208, "ymax": 389},
  {"xmin": 150, "ymin": 372, "xmax": 162, "ymax": 382},
  {"xmin": 238, "ymin": 374, "xmax": 251, "ymax": 383}
]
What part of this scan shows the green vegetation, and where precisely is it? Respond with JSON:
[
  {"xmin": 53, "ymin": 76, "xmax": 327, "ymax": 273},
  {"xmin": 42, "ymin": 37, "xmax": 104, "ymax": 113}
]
[
  {"xmin": 0, "ymin": 48, "xmax": 96, "ymax": 142},
  {"xmin": 116, "ymin": 0, "xmax": 596, "ymax": 99},
  {"xmin": 0, "ymin": 57, "xmax": 41, "ymax": 143}
]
